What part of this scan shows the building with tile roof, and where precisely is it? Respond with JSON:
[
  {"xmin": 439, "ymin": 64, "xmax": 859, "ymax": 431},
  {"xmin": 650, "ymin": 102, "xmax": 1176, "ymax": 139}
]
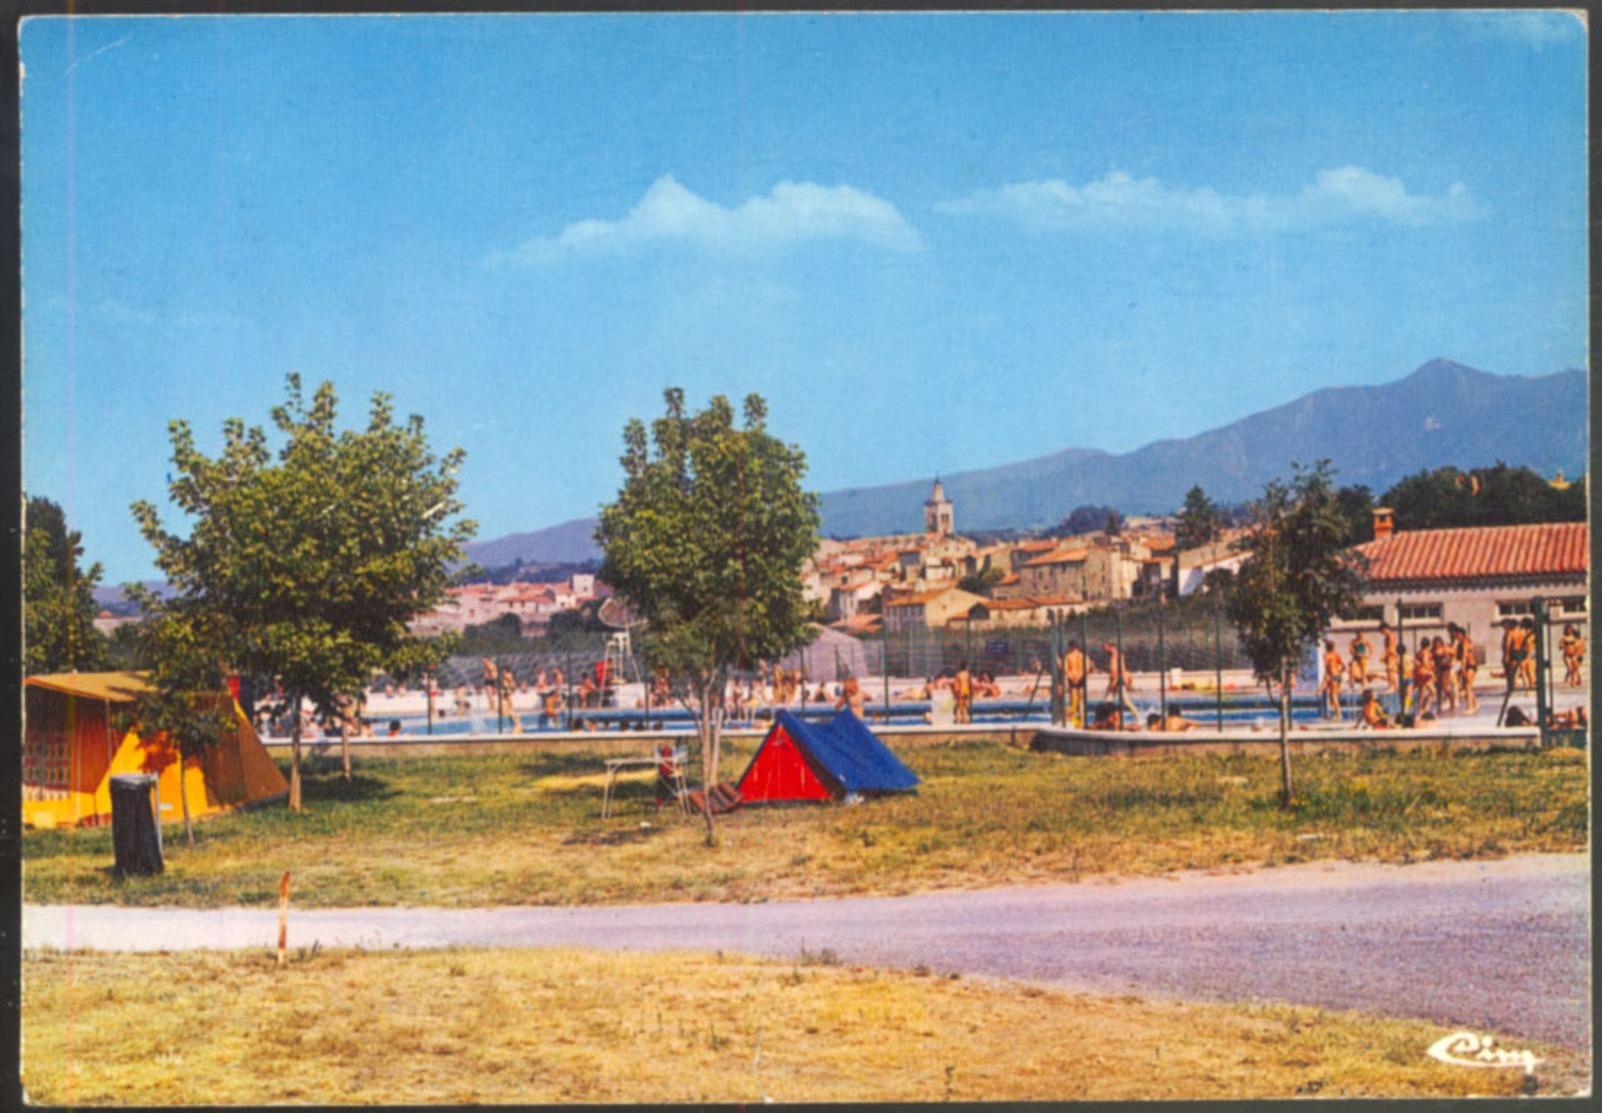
[
  {"xmin": 883, "ymin": 586, "xmax": 988, "ymax": 633},
  {"xmin": 1330, "ymin": 519, "xmax": 1588, "ymax": 659}
]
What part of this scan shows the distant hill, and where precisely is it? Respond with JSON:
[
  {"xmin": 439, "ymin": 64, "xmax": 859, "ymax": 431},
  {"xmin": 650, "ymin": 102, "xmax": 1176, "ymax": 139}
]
[
  {"xmin": 462, "ymin": 517, "xmax": 603, "ymax": 569},
  {"xmin": 468, "ymin": 359, "xmax": 1588, "ymax": 557},
  {"xmin": 817, "ymin": 360, "xmax": 1588, "ymax": 536}
]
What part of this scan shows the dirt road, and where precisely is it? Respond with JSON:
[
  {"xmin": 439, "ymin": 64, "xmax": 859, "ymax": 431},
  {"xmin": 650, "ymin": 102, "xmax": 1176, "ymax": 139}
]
[{"xmin": 25, "ymin": 853, "xmax": 1590, "ymax": 1051}]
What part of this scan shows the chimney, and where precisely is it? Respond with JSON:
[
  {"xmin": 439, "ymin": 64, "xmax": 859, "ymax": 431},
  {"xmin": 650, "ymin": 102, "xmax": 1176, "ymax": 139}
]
[{"xmin": 1372, "ymin": 507, "xmax": 1395, "ymax": 540}]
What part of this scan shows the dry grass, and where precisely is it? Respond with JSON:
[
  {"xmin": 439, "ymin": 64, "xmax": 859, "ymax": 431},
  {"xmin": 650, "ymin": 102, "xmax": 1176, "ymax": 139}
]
[
  {"xmin": 22, "ymin": 739, "xmax": 1589, "ymax": 908},
  {"xmin": 22, "ymin": 946, "xmax": 1585, "ymax": 1105}
]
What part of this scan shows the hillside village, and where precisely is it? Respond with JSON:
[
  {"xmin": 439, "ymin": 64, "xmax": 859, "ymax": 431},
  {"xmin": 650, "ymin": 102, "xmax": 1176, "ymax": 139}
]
[
  {"xmin": 809, "ymin": 480, "xmax": 1247, "ymax": 637},
  {"xmin": 406, "ymin": 480, "xmax": 1251, "ymax": 642}
]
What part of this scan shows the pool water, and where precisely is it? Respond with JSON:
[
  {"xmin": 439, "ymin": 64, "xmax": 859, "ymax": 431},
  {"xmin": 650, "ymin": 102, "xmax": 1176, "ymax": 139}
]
[{"xmin": 380, "ymin": 696, "xmax": 1333, "ymax": 736}]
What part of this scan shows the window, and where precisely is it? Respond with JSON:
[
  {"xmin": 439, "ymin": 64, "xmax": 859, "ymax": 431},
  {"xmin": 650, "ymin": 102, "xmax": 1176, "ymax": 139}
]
[
  {"xmin": 1553, "ymin": 596, "xmax": 1588, "ymax": 618},
  {"xmin": 1398, "ymin": 603, "xmax": 1442, "ymax": 622},
  {"xmin": 1336, "ymin": 604, "xmax": 1384, "ymax": 623},
  {"xmin": 1497, "ymin": 601, "xmax": 1532, "ymax": 621}
]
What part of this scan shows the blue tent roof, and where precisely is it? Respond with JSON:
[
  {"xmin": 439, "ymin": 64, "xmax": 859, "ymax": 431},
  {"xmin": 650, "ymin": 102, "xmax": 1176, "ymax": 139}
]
[{"xmin": 768, "ymin": 708, "xmax": 920, "ymax": 796}]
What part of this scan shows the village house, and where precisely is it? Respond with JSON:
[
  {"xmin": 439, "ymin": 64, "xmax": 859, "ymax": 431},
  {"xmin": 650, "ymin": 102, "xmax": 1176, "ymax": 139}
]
[
  {"xmin": 954, "ymin": 595, "xmax": 1089, "ymax": 629},
  {"xmin": 407, "ymin": 573, "xmax": 606, "ymax": 638},
  {"xmin": 883, "ymin": 586, "xmax": 988, "ymax": 633},
  {"xmin": 1174, "ymin": 530, "xmax": 1252, "ymax": 597}
]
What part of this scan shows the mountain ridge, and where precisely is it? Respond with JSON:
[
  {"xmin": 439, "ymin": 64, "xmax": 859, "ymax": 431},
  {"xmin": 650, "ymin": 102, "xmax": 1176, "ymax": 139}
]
[{"xmin": 465, "ymin": 359, "xmax": 1587, "ymax": 564}]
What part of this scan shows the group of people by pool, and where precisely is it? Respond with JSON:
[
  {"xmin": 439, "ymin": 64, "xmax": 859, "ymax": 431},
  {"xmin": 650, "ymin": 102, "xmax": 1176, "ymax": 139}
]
[{"xmin": 1325, "ymin": 617, "xmax": 1587, "ymax": 731}]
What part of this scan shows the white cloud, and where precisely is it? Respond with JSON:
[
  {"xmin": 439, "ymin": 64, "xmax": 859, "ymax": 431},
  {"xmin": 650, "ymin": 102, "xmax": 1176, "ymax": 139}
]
[
  {"xmin": 938, "ymin": 167, "xmax": 1485, "ymax": 235},
  {"xmin": 493, "ymin": 175, "xmax": 921, "ymax": 264}
]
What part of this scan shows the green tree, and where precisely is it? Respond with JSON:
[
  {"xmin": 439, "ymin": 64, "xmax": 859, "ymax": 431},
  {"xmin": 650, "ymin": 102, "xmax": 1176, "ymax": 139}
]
[
  {"xmin": 957, "ymin": 566, "xmax": 1004, "ymax": 597},
  {"xmin": 1381, "ymin": 462, "xmax": 1586, "ymax": 530},
  {"xmin": 1332, "ymin": 484, "xmax": 1376, "ymax": 546},
  {"xmin": 1175, "ymin": 485, "xmax": 1223, "ymax": 551},
  {"xmin": 1222, "ymin": 461, "xmax": 1366, "ymax": 808},
  {"xmin": 596, "ymin": 389, "xmax": 820, "ymax": 842},
  {"xmin": 117, "ymin": 598, "xmax": 235, "ymax": 846},
  {"xmin": 132, "ymin": 374, "xmax": 475, "ymax": 811},
  {"xmin": 1047, "ymin": 504, "xmax": 1122, "ymax": 538},
  {"xmin": 458, "ymin": 612, "xmax": 528, "ymax": 655},
  {"xmin": 24, "ymin": 496, "xmax": 109, "ymax": 674}
]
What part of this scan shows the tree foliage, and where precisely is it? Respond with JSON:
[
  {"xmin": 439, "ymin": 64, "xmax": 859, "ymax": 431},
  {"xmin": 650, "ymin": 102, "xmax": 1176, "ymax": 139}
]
[
  {"xmin": 1331, "ymin": 484, "xmax": 1376, "ymax": 547},
  {"xmin": 457, "ymin": 612, "xmax": 529, "ymax": 655},
  {"xmin": 24, "ymin": 496, "xmax": 109, "ymax": 674},
  {"xmin": 131, "ymin": 374, "xmax": 475, "ymax": 810},
  {"xmin": 596, "ymin": 389, "xmax": 820, "ymax": 841},
  {"xmin": 1222, "ymin": 461, "xmax": 1366, "ymax": 808},
  {"xmin": 1380, "ymin": 462, "xmax": 1586, "ymax": 530},
  {"xmin": 1175, "ymin": 486, "xmax": 1224, "ymax": 551},
  {"xmin": 117, "ymin": 597, "xmax": 237, "ymax": 845},
  {"xmin": 1047, "ymin": 504, "xmax": 1122, "ymax": 538},
  {"xmin": 957, "ymin": 566, "xmax": 1005, "ymax": 597}
]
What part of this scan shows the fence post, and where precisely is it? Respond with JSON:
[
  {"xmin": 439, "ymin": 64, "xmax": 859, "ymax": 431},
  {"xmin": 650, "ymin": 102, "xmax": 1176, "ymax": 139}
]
[
  {"xmin": 1050, "ymin": 611, "xmax": 1064, "ymax": 726},
  {"xmin": 883, "ymin": 628, "xmax": 891, "ymax": 722},
  {"xmin": 1532, "ymin": 597, "xmax": 1551, "ymax": 746},
  {"xmin": 1395, "ymin": 598, "xmax": 1408, "ymax": 719},
  {"xmin": 1213, "ymin": 599, "xmax": 1224, "ymax": 733},
  {"xmin": 1114, "ymin": 608, "xmax": 1127, "ymax": 715},
  {"xmin": 1157, "ymin": 611, "xmax": 1167, "ymax": 720}
]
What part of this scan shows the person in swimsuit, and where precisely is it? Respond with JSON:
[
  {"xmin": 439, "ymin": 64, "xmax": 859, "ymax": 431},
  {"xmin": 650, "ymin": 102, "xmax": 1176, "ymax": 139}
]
[
  {"xmin": 1349, "ymin": 630, "xmax": 1370, "ymax": 686},
  {"xmin": 1321, "ymin": 640, "xmax": 1345, "ymax": 719},
  {"xmin": 1062, "ymin": 640, "xmax": 1088, "ymax": 727}
]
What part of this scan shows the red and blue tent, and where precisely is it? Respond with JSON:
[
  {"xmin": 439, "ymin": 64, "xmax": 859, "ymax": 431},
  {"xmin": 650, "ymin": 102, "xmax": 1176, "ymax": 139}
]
[{"xmin": 736, "ymin": 709, "xmax": 919, "ymax": 805}]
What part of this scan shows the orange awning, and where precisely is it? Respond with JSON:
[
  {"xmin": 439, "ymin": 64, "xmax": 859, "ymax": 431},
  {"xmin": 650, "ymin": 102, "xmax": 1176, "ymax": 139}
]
[{"xmin": 24, "ymin": 671, "xmax": 151, "ymax": 703}]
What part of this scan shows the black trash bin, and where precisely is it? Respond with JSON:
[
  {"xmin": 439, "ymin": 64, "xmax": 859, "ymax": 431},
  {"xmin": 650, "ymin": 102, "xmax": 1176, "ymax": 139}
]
[{"xmin": 110, "ymin": 774, "xmax": 164, "ymax": 876}]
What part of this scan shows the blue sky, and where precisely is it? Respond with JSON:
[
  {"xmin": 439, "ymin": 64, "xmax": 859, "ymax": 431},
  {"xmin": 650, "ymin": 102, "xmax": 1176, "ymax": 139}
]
[{"xmin": 21, "ymin": 11, "xmax": 1588, "ymax": 583}]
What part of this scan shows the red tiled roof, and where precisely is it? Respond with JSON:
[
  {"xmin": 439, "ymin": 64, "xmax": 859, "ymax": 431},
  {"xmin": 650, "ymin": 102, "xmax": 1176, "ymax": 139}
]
[
  {"xmin": 1024, "ymin": 547, "xmax": 1089, "ymax": 567},
  {"xmin": 830, "ymin": 614, "xmax": 884, "ymax": 634},
  {"xmin": 1355, "ymin": 523, "xmax": 1587, "ymax": 584}
]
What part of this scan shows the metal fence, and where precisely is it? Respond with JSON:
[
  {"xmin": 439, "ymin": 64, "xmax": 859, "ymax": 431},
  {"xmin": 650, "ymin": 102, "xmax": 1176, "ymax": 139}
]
[{"xmin": 374, "ymin": 596, "xmax": 1585, "ymax": 735}]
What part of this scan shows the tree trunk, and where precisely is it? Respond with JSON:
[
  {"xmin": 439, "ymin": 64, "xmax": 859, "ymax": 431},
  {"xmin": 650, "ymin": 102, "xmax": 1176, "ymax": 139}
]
[
  {"xmin": 1278, "ymin": 659, "xmax": 1294, "ymax": 810},
  {"xmin": 289, "ymin": 693, "xmax": 304, "ymax": 812},
  {"xmin": 179, "ymin": 754, "xmax": 195, "ymax": 847},
  {"xmin": 340, "ymin": 720, "xmax": 352, "ymax": 781},
  {"xmin": 698, "ymin": 679, "xmax": 725, "ymax": 846}
]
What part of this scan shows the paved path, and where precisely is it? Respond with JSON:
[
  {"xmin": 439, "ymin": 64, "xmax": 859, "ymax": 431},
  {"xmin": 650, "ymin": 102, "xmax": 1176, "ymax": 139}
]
[{"xmin": 25, "ymin": 854, "xmax": 1590, "ymax": 1051}]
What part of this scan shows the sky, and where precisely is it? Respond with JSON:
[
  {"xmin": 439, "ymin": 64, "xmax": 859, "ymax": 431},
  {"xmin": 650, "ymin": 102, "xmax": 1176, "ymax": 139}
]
[{"xmin": 19, "ymin": 10, "xmax": 1589, "ymax": 584}]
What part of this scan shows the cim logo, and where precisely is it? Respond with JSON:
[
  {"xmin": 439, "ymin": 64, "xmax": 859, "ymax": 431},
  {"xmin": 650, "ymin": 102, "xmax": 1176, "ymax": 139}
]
[{"xmin": 1426, "ymin": 1031, "xmax": 1542, "ymax": 1075}]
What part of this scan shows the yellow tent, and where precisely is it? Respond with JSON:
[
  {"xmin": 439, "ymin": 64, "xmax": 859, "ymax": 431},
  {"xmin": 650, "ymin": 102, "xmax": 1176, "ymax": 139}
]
[{"xmin": 23, "ymin": 671, "xmax": 289, "ymax": 829}]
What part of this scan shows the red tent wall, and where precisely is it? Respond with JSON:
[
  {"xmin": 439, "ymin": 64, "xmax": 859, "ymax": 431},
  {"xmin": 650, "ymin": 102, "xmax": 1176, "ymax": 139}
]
[{"xmin": 737, "ymin": 724, "xmax": 833, "ymax": 803}]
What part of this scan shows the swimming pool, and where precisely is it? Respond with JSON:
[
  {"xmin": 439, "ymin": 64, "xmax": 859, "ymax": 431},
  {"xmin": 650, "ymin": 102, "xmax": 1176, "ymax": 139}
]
[{"xmin": 378, "ymin": 695, "xmax": 1334, "ymax": 736}]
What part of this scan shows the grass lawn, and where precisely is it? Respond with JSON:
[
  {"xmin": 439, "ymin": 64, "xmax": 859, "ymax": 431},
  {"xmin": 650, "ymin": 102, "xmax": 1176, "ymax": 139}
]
[
  {"xmin": 21, "ymin": 946, "xmax": 1585, "ymax": 1105},
  {"xmin": 22, "ymin": 738, "xmax": 1588, "ymax": 908}
]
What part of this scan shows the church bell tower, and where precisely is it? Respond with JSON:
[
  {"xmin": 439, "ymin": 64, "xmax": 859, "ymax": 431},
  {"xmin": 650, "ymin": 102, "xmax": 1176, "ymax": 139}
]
[{"xmin": 924, "ymin": 478, "xmax": 954, "ymax": 537}]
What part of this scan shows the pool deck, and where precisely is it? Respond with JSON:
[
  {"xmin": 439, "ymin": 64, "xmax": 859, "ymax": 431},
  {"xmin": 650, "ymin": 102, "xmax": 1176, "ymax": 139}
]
[
  {"xmin": 263, "ymin": 713, "xmax": 1585, "ymax": 762},
  {"xmin": 1027, "ymin": 722, "xmax": 1554, "ymax": 758}
]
